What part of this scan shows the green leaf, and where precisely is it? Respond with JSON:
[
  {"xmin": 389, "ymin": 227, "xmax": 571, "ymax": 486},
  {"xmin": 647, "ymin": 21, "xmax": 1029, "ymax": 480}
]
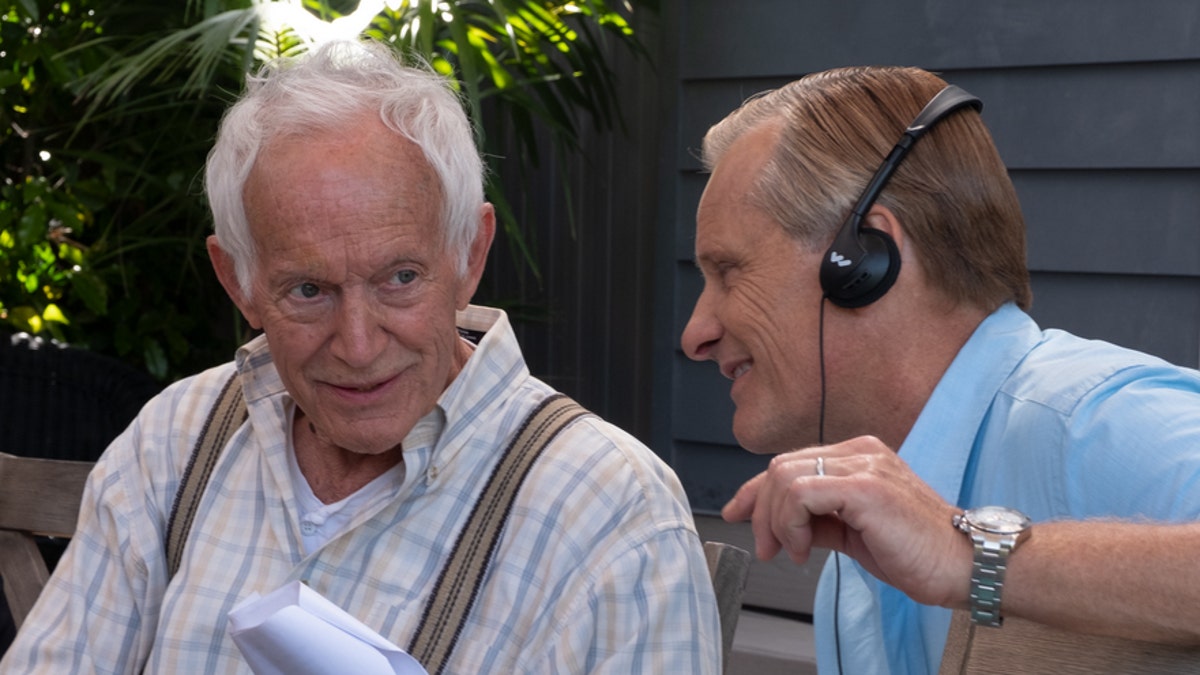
[
  {"xmin": 16, "ymin": 204, "xmax": 46, "ymax": 247},
  {"xmin": 70, "ymin": 270, "xmax": 109, "ymax": 315},
  {"xmin": 143, "ymin": 339, "xmax": 169, "ymax": 380},
  {"xmin": 9, "ymin": 306, "xmax": 40, "ymax": 334},
  {"xmin": 42, "ymin": 303, "xmax": 69, "ymax": 324},
  {"xmin": 34, "ymin": 242, "xmax": 57, "ymax": 264}
]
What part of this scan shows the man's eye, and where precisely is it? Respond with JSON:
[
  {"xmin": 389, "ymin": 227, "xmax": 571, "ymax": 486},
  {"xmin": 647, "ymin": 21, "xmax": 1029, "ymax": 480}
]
[
  {"xmin": 291, "ymin": 282, "xmax": 320, "ymax": 299},
  {"xmin": 394, "ymin": 269, "xmax": 418, "ymax": 285}
]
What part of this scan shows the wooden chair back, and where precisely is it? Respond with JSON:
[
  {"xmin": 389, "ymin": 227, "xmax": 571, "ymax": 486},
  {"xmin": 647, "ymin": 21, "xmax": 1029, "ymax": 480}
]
[
  {"xmin": 940, "ymin": 608, "xmax": 1200, "ymax": 674},
  {"xmin": 704, "ymin": 540, "xmax": 752, "ymax": 673},
  {"xmin": 0, "ymin": 452, "xmax": 93, "ymax": 628}
]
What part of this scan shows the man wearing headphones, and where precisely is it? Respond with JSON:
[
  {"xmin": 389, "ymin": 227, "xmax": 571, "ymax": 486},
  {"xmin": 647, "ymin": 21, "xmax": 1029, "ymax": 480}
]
[{"xmin": 682, "ymin": 65, "xmax": 1200, "ymax": 673}]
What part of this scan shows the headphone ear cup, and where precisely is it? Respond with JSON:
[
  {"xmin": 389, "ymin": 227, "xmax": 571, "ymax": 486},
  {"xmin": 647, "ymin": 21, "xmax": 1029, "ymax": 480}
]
[{"xmin": 824, "ymin": 227, "xmax": 900, "ymax": 308}]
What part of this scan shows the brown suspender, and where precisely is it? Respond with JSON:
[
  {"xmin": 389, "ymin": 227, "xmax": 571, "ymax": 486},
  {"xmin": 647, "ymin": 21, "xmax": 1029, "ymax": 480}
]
[
  {"xmin": 165, "ymin": 372, "xmax": 248, "ymax": 579},
  {"xmin": 164, "ymin": 373, "xmax": 588, "ymax": 672},
  {"xmin": 407, "ymin": 393, "xmax": 587, "ymax": 674}
]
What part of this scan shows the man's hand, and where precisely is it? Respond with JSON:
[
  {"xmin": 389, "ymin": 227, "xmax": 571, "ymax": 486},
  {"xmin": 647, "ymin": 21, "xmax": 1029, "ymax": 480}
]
[{"xmin": 721, "ymin": 435, "xmax": 972, "ymax": 609}]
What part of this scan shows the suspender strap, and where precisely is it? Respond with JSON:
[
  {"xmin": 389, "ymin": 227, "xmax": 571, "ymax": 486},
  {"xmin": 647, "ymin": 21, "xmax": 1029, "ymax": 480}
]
[
  {"xmin": 162, "ymin": 374, "xmax": 586, "ymax": 672},
  {"xmin": 165, "ymin": 372, "xmax": 247, "ymax": 579},
  {"xmin": 408, "ymin": 393, "xmax": 589, "ymax": 674}
]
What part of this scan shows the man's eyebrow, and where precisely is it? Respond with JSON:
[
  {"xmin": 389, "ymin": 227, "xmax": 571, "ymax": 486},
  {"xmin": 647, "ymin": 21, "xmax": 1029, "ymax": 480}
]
[{"xmin": 693, "ymin": 250, "xmax": 726, "ymax": 270}]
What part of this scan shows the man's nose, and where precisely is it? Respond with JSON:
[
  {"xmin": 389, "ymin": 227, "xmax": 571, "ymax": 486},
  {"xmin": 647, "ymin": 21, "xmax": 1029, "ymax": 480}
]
[
  {"xmin": 330, "ymin": 292, "xmax": 387, "ymax": 368},
  {"xmin": 681, "ymin": 289, "xmax": 720, "ymax": 362}
]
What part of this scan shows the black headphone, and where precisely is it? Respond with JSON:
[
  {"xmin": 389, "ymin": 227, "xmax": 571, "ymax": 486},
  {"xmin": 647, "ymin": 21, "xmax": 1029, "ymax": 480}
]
[{"xmin": 818, "ymin": 84, "xmax": 983, "ymax": 308}]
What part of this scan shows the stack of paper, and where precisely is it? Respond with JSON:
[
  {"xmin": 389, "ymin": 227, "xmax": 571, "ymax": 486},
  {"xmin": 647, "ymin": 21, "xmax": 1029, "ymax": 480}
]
[{"xmin": 228, "ymin": 580, "xmax": 427, "ymax": 675}]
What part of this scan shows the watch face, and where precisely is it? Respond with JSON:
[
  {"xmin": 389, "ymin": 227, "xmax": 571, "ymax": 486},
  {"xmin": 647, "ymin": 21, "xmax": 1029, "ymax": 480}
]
[{"xmin": 966, "ymin": 505, "xmax": 1031, "ymax": 535}]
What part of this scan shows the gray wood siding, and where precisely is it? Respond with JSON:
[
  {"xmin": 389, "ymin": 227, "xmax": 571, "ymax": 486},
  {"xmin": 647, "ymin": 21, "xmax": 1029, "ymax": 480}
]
[
  {"xmin": 653, "ymin": 0, "xmax": 1200, "ymax": 512},
  {"xmin": 478, "ymin": 29, "xmax": 664, "ymax": 444}
]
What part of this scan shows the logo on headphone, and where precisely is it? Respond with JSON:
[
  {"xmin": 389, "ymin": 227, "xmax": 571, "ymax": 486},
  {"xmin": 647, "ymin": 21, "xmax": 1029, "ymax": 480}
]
[{"xmin": 829, "ymin": 251, "xmax": 853, "ymax": 268}]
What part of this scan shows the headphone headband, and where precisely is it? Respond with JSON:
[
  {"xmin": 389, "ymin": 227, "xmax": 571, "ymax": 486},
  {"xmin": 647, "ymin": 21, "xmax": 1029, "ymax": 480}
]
[{"xmin": 820, "ymin": 84, "xmax": 983, "ymax": 308}]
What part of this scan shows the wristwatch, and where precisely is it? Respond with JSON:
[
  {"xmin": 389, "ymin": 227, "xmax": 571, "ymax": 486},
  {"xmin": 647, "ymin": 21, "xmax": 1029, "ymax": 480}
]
[{"xmin": 952, "ymin": 505, "xmax": 1032, "ymax": 627}]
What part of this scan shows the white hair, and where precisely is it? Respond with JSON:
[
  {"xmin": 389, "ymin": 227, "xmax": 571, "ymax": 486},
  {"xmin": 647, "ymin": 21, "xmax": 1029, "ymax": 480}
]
[{"xmin": 205, "ymin": 40, "xmax": 485, "ymax": 297}]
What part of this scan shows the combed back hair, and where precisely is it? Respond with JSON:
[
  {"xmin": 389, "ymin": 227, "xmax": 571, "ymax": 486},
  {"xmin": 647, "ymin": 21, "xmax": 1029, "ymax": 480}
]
[
  {"xmin": 205, "ymin": 39, "xmax": 484, "ymax": 297},
  {"xmin": 702, "ymin": 66, "xmax": 1032, "ymax": 311}
]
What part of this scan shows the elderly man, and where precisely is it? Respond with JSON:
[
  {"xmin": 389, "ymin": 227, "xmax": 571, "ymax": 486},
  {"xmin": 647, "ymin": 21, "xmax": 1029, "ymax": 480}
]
[
  {"xmin": 2, "ymin": 41, "xmax": 720, "ymax": 673},
  {"xmin": 682, "ymin": 65, "xmax": 1200, "ymax": 673}
]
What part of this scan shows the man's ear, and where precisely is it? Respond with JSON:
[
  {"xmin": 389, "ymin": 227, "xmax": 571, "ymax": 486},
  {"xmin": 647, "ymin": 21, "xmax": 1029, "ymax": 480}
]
[
  {"xmin": 863, "ymin": 204, "xmax": 907, "ymax": 255},
  {"xmin": 207, "ymin": 235, "xmax": 262, "ymax": 329},
  {"xmin": 456, "ymin": 203, "xmax": 497, "ymax": 310}
]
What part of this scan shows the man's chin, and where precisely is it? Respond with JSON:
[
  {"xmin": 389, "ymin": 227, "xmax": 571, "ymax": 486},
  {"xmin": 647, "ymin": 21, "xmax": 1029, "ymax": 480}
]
[
  {"xmin": 733, "ymin": 417, "xmax": 811, "ymax": 455},
  {"xmin": 732, "ymin": 421, "xmax": 777, "ymax": 455},
  {"xmin": 318, "ymin": 422, "xmax": 408, "ymax": 458}
]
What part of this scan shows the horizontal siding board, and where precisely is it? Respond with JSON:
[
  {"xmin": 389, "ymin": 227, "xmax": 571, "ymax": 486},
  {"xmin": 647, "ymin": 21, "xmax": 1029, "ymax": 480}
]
[
  {"xmin": 682, "ymin": 0, "xmax": 1200, "ymax": 79},
  {"xmin": 677, "ymin": 78, "xmax": 795, "ymax": 170},
  {"xmin": 1028, "ymin": 273, "xmax": 1200, "ymax": 368},
  {"xmin": 674, "ymin": 440, "xmax": 769, "ymax": 513},
  {"xmin": 964, "ymin": 62, "xmax": 1200, "ymax": 170},
  {"xmin": 672, "ymin": 352, "xmax": 739, "ymax": 446},
  {"xmin": 679, "ymin": 63, "xmax": 1200, "ymax": 171},
  {"xmin": 674, "ymin": 261, "xmax": 700, "ymax": 340},
  {"xmin": 674, "ymin": 172, "xmax": 706, "ymax": 260},
  {"xmin": 1017, "ymin": 170, "xmax": 1200, "ymax": 276}
]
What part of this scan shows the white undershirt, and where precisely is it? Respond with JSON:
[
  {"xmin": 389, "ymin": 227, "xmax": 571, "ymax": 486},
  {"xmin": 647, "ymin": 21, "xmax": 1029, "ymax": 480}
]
[{"xmin": 285, "ymin": 406, "xmax": 406, "ymax": 555}]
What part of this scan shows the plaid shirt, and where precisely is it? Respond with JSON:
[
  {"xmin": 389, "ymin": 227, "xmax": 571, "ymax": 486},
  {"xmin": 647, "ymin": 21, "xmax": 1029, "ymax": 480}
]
[{"xmin": 3, "ymin": 306, "xmax": 721, "ymax": 674}]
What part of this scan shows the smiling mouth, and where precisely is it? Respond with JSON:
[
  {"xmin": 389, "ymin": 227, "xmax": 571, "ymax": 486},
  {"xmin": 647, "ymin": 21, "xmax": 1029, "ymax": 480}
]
[
  {"xmin": 331, "ymin": 377, "xmax": 392, "ymax": 394},
  {"xmin": 730, "ymin": 362, "xmax": 751, "ymax": 380}
]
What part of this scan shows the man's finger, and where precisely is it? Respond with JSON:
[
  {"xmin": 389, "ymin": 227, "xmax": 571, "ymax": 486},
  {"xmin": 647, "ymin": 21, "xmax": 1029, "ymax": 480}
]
[{"xmin": 721, "ymin": 471, "xmax": 765, "ymax": 522}]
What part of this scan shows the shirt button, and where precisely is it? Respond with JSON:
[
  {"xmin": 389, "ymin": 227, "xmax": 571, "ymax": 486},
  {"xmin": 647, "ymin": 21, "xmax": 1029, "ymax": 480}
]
[
  {"xmin": 427, "ymin": 465, "xmax": 439, "ymax": 483},
  {"xmin": 300, "ymin": 521, "xmax": 317, "ymax": 536}
]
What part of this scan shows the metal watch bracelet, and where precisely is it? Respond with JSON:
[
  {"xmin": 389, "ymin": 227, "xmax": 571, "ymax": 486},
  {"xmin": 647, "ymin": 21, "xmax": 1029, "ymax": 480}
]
[{"xmin": 967, "ymin": 536, "xmax": 1012, "ymax": 627}]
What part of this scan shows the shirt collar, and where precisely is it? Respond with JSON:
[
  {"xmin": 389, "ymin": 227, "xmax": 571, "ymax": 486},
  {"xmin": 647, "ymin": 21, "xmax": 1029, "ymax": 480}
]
[
  {"xmin": 897, "ymin": 303, "xmax": 1042, "ymax": 504},
  {"xmin": 432, "ymin": 305, "xmax": 529, "ymax": 462}
]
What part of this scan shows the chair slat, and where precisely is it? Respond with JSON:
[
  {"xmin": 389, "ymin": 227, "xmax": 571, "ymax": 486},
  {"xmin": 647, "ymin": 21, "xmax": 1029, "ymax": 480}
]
[
  {"xmin": 0, "ymin": 531, "xmax": 51, "ymax": 627},
  {"xmin": 705, "ymin": 540, "xmax": 751, "ymax": 673},
  {"xmin": 940, "ymin": 608, "xmax": 1200, "ymax": 674},
  {"xmin": 0, "ymin": 453, "xmax": 93, "ymax": 538}
]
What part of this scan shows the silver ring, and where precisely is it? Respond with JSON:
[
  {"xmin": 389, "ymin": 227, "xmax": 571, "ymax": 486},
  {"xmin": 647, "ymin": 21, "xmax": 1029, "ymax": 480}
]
[{"xmin": 815, "ymin": 456, "xmax": 826, "ymax": 477}]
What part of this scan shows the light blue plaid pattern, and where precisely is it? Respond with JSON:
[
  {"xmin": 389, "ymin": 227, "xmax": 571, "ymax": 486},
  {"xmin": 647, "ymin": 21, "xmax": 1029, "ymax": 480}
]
[{"xmin": 3, "ymin": 306, "xmax": 721, "ymax": 674}]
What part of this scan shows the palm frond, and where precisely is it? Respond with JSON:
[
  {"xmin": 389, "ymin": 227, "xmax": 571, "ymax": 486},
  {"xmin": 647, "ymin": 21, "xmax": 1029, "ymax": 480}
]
[{"xmin": 75, "ymin": 9, "xmax": 260, "ymax": 115}]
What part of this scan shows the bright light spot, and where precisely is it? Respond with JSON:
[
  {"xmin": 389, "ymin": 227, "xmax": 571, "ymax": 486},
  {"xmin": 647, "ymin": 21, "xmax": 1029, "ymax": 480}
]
[
  {"xmin": 39, "ymin": 150, "xmax": 51, "ymax": 161},
  {"xmin": 254, "ymin": 0, "xmax": 387, "ymax": 47},
  {"xmin": 72, "ymin": 265, "xmax": 82, "ymax": 272}
]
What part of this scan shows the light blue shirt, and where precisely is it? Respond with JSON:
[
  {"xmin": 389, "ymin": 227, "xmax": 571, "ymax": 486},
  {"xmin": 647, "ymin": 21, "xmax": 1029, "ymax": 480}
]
[{"xmin": 814, "ymin": 303, "xmax": 1200, "ymax": 674}]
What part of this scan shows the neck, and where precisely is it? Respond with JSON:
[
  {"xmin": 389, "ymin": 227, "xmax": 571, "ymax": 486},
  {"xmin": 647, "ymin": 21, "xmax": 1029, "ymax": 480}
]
[
  {"xmin": 292, "ymin": 410, "xmax": 404, "ymax": 504},
  {"xmin": 824, "ymin": 299, "xmax": 987, "ymax": 451}
]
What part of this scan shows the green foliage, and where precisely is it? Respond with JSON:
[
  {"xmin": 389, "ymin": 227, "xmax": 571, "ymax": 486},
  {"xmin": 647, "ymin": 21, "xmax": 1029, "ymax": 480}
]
[
  {"xmin": 0, "ymin": 175, "xmax": 98, "ymax": 339},
  {"xmin": 0, "ymin": 0, "xmax": 651, "ymax": 381},
  {"xmin": 2, "ymin": 0, "xmax": 248, "ymax": 380}
]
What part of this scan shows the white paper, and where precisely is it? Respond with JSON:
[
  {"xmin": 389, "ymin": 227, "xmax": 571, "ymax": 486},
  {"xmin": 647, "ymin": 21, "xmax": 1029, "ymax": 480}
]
[{"xmin": 228, "ymin": 581, "xmax": 427, "ymax": 675}]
